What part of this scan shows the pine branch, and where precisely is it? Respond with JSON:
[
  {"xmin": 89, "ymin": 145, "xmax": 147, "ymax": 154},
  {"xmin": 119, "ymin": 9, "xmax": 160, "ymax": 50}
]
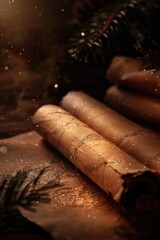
[
  {"xmin": 68, "ymin": 0, "xmax": 142, "ymax": 65},
  {"xmin": 68, "ymin": 0, "xmax": 160, "ymax": 69},
  {"xmin": 0, "ymin": 166, "xmax": 60, "ymax": 211}
]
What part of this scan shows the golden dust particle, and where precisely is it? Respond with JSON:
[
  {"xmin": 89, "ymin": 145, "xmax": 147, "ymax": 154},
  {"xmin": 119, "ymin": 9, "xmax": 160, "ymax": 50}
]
[{"xmin": 81, "ymin": 32, "xmax": 86, "ymax": 37}]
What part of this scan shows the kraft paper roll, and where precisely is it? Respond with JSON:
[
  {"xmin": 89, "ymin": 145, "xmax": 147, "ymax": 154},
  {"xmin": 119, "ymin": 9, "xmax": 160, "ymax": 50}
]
[
  {"xmin": 61, "ymin": 91, "xmax": 160, "ymax": 171},
  {"xmin": 105, "ymin": 85, "xmax": 160, "ymax": 127},
  {"xmin": 106, "ymin": 56, "xmax": 160, "ymax": 97},
  {"xmin": 33, "ymin": 105, "xmax": 160, "ymax": 213}
]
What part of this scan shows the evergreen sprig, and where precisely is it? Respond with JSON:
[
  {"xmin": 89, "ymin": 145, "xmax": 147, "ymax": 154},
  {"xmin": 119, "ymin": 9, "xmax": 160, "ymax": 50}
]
[
  {"xmin": 0, "ymin": 166, "xmax": 60, "ymax": 211},
  {"xmin": 68, "ymin": 0, "xmax": 160, "ymax": 69}
]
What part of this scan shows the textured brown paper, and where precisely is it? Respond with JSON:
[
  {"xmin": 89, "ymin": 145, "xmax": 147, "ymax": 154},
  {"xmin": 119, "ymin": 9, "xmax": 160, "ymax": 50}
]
[
  {"xmin": 106, "ymin": 56, "xmax": 160, "ymax": 97},
  {"xmin": 0, "ymin": 131, "xmax": 144, "ymax": 240},
  {"xmin": 33, "ymin": 105, "xmax": 160, "ymax": 213},
  {"xmin": 61, "ymin": 91, "xmax": 160, "ymax": 171},
  {"xmin": 105, "ymin": 85, "xmax": 160, "ymax": 127}
]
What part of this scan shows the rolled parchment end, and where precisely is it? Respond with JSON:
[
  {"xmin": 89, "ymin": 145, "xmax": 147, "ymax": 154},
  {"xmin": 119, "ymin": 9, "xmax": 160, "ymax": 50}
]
[
  {"xmin": 33, "ymin": 105, "xmax": 160, "ymax": 213},
  {"xmin": 105, "ymin": 85, "xmax": 160, "ymax": 127},
  {"xmin": 106, "ymin": 56, "xmax": 160, "ymax": 97},
  {"xmin": 106, "ymin": 57, "xmax": 141, "ymax": 84},
  {"xmin": 61, "ymin": 91, "xmax": 160, "ymax": 171}
]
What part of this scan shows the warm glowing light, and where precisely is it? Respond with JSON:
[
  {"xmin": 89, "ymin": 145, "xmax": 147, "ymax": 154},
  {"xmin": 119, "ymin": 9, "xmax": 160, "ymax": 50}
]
[
  {"xmin": 81, "ymin": 32, "xmax": 86, "ymax": 37},
  {"xmin": 54, "ymin": 83, "xmax": 59, "ymax": 89}
]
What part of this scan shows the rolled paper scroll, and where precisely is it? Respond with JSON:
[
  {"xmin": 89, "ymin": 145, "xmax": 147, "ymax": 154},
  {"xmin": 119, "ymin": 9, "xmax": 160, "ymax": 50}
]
[
  {"xmin": 105, "ymin": 85, "xmax": 160, "ymax": 127},
  {"xmin": 106, "ymin": 56, "xmax": 160, "ymax": 97},
  {"xmin": 33, "ymin": 105, "xmax": 160, "ymax": 213},
  {"xmin": 106, "ymin": 57, "xmax": 141, "ymax": 83},
  {"xmin": 61, "ymin": 91, "xmax": 160, "ymax": 171},
  {"xmin": 1, "ymin": 132, "xmax": 153, "ymax": 239}
]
